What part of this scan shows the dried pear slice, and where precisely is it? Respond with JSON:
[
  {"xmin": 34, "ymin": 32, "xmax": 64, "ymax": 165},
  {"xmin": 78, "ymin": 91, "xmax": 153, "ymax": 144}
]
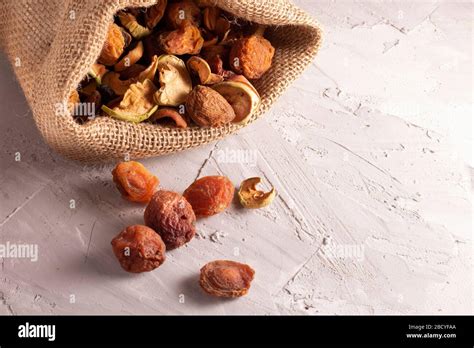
[
  {"xmin": 114, "ymin": 41, "xmax": 144, "ymax": 72},
  {"xmin": 212, "ymin": 80, "xmax": 260, "ymax": 124},
  {"xmin": 88, "ymin": 63, "xmax": 107, "ymax": 85},
  {"xmin": 150, "ymin": 108, "xmax": 188, "ymax": 128},
  {"xmin": 102, "ymin": 79, "xmax": 158, "ymax": 123},
  {"xmin": 238, "ymin": 177, "xmax": 276, "ymax": 209},
  {"xmin": 118, "ymin": 12, "xmax": 152, "ymax": 39},
  {"xmin": 187, "ymin": 56, "xmax": 223, "ymax": 85},
  {"xmin": 154, "ymin": 55, "xmax": 192, "ymax": 106},
  {"xmin": 138, "ymin": 55, "xmax": 159, "ymax": 82}
]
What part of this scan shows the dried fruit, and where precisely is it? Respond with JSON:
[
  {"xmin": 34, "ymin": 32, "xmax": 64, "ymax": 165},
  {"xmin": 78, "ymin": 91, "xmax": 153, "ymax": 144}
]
[
  {"xmin": 212, "ymin": 78, "xmax": 260, "ymax": 124},
  {"xmin": 101, "ymin": 71, "xmax": 136, "ymax": 96},
  {"xmin": 98, "ymin": 23, "xmax": 126, "ymax": 66},
  {"xmin": 238, "ymin": 177, "xmax": 276, "ymax": 209},
  {"xmin": 120, "ymin": 64, "xmax": 146, "ymax": 80},
  {"xmin": 88, "ymin": 63, "xmax": 107, "ymax": 84},
  {"xmin": 200, "ymin": 260, "xmax": 255, "ymax": 298},
  {"xmin": 229, "ymin": 34, "xmax": 275, "ymax": 79},
  {"xmin": 102, "ymin": 79, "xmax": 158, "ymax": 123},
  {"xmin": 150, "ymin": 108, "xmax": 188, "ymax": 128},
  {"xmin": 154, "ymin": 55, "xmax": 193, "ymax": 106},
  {"xmin": 112, "ymin": 161, "xmax": 159, "ymax": 203},
  {"xmin": 160, "ymin": 22, "xmax": 204, "ymax": 55},
  {"xmin": 166, "ymin": 0, "xmax": 201, "ymax": 29},
  {"xmin": 203, "ymin": 7, "xmax": 220, "ymax": 31},
  {"xmin": 145, "ymin": 0, "xmax": 168, "ymax": 29},
  {"xmin": 187, "ymin": 56, "xmax": 223, "ymax": 85},
  {"xmin": 144, "ymin": 190, "xmax": 196, "ymax": 249},
  {"xmin": 183, "ymin": 175, "xmax": 234, "ymax": 217},
  {"xmin": 114, "ymin": 41, "xmax": 144, "ymax": 72},
  {"xmin": 185, "ymin": 86, "xmax": 235, "ymax": 127},
  {"xmin": 118, "ymin": 11, "xmax": 152, "ymax": 39},
  {"xmin": 111, "ymin": 225, "xmax": 166, "ymax": 273},
  {"xmin": 138, "ymin": 55, "xmax": 160, "ymax": 82}
]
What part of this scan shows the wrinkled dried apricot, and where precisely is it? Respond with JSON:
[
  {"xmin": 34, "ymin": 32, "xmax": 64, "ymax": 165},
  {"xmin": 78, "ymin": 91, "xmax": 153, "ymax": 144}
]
[
  {"xmin": 200, "ymin": 260, "xmax": 255, "ymax": 297},
  {"xmin": 111, "ymin": 225, "xmax": 166, "ymax": 273},
  {"xmin": 98, "ymin": 23, "xmax": 125, "ymax": 66},
  {"xmin": 183, "ymin": 176, "xmax": 234, "ymax": 217},
  {"xmin": 185, "ymin": 86, "xmax": 235, "ymax": 127},
  {"xmin": 160, "ymin": 21, "xmax": 204, "ymax": 55},
  {"xmin": 112, "ymin": 161, "xmax": 159, "ymax": 203},
  {"xmin": 229, "ymin": 35, "xmax": 275, "ymax": 79},
  {"xmin": 144, "ymin": 190, "xmax": 196, "ymax": 249},
  {"xmin": 166, "ymin": 0, "xmax": 201, "ymax": 29}
]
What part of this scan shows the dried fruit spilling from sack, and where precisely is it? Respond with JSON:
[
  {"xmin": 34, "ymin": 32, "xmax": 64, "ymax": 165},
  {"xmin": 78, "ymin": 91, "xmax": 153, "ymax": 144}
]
[{"xmin": 71, "ymin": 0, "xmax": 275, "ymax": 128}]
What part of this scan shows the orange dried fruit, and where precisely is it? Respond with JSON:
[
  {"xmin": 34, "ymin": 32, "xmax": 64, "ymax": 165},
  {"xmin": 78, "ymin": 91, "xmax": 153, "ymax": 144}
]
[
  {"xmin": 203, "ymin": 6, "xmax": 220, "ymax": 31},
  {"xmin": 144, "ymin": 190, "xmax": 196, "ymax": 249},
  {"xmin": 166, "ymin": 0, "xmax": 201, "ymax": 29},
  {"xmin": 112, "ymin": 161, "xmax": 159, "ymax": 203},
  {"xmin": 145, "ymin": 0, "xmax": 168, "ymax": 29},
  {"xmin": 111, "ymin": 225, "xmax": 166, "ymax": 273},
  {"xmin": 183, "ymin": 175, "xmax": 234, "ymax": 217},
  {"xmin": 98, "ymin": 23, "xmax": 126, "ymax": 66},
  {"xmin": 200, "ymin": 260, "xmax": 255, "ymax": 298},
  {"xmin": 160, "ymin": 21, "xmax": 204, "ymax": 55},
  {"xmin": 229, "ymin": 34, "xmax": 275, "ymax": 79},
  {"xmin": 114, "ymin": 41, "xmax": 144, "ymax": 72}
]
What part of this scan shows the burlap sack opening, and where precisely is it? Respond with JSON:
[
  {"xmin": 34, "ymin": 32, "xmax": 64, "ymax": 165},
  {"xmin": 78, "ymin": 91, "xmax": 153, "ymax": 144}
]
[{"xmin": 0, "ymin": 0, "xmax": 322, "ymax": 163}]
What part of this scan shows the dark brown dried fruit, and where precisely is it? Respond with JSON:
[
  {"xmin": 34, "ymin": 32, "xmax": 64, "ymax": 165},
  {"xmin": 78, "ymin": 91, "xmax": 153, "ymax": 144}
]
[
  {"xmin": 185, "ymin": 86, "xmax": 235, "ymax": 127},
  {"xmin": 145, "ymin": 0, "xmax": 168, "ymax": 29},
  {"xmin": 144, "ymin": 190, "xmax": 196, "ymax": 249},
  {"xmin": 98, "ymin": 23, "xmax": 125, "ymax": 66},
  {"xmin": 112, "ymin": 161, "xmax": 159, "ymax": 203},
  {"xmin": 229, "ymin": 35, "xmax": 275, "ymax": 79},
  {"xmin": 200, "ymin": 260, "xmax": 255, "ymax": 297},
  {"xmin": 150, "ymin": 108, "xmax": 188, "ymax": 128},
  {"xmin": 166, "ymin": 0, "xmax": 201, "ymax": 29},
  {"xmin": 183, "ymin": 175, "xmax": 234, "ymax": 217},
  {"xmin": 160, "ymin": 21, "xmax": 204, "ymax": 55},
  {"xmin": 111, "ymin": 225, "xmax": 166, "ymax": 273}
]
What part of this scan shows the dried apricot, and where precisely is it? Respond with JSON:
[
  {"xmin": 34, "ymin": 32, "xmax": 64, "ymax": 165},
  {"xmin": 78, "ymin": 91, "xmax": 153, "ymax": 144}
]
[
  {"xmin": 183, "ymin": 176, "xmax": 234, "ymax": 217},
  {"xmin": 98, "ymin": 23, "xmax": 125, "ymax": 66},
  {"xmin": 160, "ymin": 21, "xmax": 204, "ymax": 55},
  {"xmin": 111, "ymin": 225, "xmax": 166, "ymax": 273},
  {"xmin": 200, "ymin": 260, "xmax": 255, "ymax": 297},
  {"xmin": 185, "ymin": 86, "xmax": 235, "ymax": 127},
  {"xmin": 229, "ymin": 35, "xmax": 275, "ymax": 79},
  {"xmin": 112, "ymin": 161, "xmax": 159, "ymax": 203},
  {"xmin": 166, "ymin": 0, "xmax": 201, "ymax": 29},
  {"xmin": 144, "ymin": 190, "xmax": 196, "ymax": 249}
]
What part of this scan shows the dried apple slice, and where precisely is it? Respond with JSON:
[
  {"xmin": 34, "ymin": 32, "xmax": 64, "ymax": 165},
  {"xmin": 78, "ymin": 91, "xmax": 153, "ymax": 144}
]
[
  {"xmin": 102, "ymin": 79, "xmax": 158, "ymax": 123},
  {"xmin": 212, "ymin": 80, "xmax": 260, "ymax": 124},
  {"xmin": 102, "ymin": 72, "xmax": 136, "ymax": 96},
  {"xmin": 187, "ymin": 56, "xmax": 223, "ymax": 85},
  {"xmin": 154, "ymin": 55, "xmax": 193, "ymax": 106},
  {"xmin": 114, "ymin": 42, "xmax": 144, "ymax": 72},
  {"xmin": 118, "ymin": 12, "xmax": 152, "ymax": 39},
  {"xmin": 238, "ymin": 177, "xmax": 276, "ymax": 209}
]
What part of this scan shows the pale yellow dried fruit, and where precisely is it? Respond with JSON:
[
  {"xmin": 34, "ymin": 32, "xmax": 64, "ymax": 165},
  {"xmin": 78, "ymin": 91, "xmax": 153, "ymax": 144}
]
[
  {"xmin": 238, "ymin": 177, "xmax": 276, "ymax": 209},
  {"xmin": 212, "ymin": 79, "xmax": 260, "ymax": 124},
  {"xmin": 187, "ymin": 56, "xmax": 223, "ymax": 85},
  {"xmin": 118, "ymin": 12, "xmax": 152, "ymax": 39},
  {"xmin": 154, "ymin": 55, "xmax": 193, "ymax": 106},
  {"xmin": 102, "ymin": 72, "xmax": 136, "ymax": 96},
  {"xmin": 102, "ymin": 79, "xmax": 158, "ymax": 123},
  {"xmin": 138, "ymin": 55, "xmax": 160, "ymax": 82},
  {"xmin": 114, "ymin": 42, "xmax": 144, "ymax": 72},
  {"xmin": 98, "ymin": 23, "xmax": 125, "ymax": 66}
]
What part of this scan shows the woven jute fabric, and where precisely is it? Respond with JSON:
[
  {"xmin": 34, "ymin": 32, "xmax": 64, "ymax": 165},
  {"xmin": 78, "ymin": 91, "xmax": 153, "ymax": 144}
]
[{"xmin": 0, "ymin": 0, "xmax": 322, "ymax": 162}]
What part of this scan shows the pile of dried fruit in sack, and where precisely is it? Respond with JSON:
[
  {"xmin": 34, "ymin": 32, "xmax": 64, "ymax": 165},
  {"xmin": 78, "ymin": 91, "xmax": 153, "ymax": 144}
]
[
  {"xmin": 111, "ymin": 161, "xmax": 276, "ymax": 298},
  {"xmin": 70, "ymin": 0, "xmax": 275, "ymax": 127}
]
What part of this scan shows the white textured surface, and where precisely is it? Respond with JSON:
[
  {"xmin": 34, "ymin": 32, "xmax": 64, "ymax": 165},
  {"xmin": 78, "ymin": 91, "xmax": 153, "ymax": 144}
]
[{"xmin": 0, "ymin": 0, "xmax": 472, "ymax": 314}]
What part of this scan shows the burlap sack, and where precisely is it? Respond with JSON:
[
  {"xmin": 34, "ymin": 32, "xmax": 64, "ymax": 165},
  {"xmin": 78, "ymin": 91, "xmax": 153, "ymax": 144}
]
[{"xmin": 0, "ymin": 0, "xmax": 322, "ymax": 162}]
